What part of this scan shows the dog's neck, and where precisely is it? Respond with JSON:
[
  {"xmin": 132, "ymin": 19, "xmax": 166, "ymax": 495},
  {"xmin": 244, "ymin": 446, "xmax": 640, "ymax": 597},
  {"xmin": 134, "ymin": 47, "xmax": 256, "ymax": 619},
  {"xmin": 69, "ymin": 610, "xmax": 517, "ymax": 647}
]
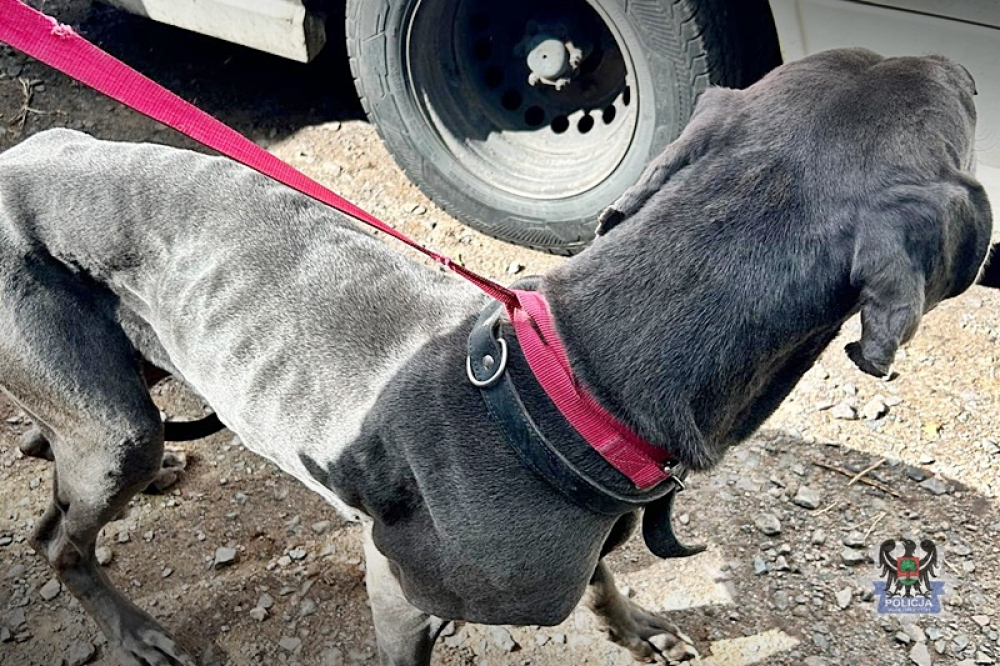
[{"xmin": 540, "ymin": 230, "xmax": 850, "ymax": 472}]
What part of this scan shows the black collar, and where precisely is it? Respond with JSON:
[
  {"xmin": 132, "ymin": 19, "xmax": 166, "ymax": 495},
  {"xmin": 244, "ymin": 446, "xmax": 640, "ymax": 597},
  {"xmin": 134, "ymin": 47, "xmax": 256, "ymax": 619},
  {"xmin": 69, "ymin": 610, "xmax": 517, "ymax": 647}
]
[{"xmin": 466, "ymin": 281, "xmax": 704, "ymax": 558}]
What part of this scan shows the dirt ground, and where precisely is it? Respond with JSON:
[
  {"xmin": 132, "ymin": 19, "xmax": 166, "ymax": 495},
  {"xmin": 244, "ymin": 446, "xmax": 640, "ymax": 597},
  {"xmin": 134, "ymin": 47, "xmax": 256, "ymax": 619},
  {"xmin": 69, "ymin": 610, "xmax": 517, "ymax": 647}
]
[{"xmin": 1, "ymin": 2, "xmax": 999, "ymax": 665}]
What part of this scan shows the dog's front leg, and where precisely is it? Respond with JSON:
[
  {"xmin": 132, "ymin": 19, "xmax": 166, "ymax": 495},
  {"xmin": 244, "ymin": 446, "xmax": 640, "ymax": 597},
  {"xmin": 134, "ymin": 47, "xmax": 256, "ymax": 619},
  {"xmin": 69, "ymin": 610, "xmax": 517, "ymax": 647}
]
[
  {"xmin": 363, "ymin": 524, "xmax": 449, "ymax": 666},
  {"xmin": 584, "ymin": 561, "xmax": 698, "ymax": 664}
]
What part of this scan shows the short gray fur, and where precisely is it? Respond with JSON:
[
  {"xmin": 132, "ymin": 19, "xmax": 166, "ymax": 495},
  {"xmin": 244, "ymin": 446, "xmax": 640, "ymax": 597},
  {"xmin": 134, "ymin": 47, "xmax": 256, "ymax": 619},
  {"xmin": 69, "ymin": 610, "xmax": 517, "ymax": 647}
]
[{"xmin": 0, "ymin": 48, "xmax": 990, "ymax": 665}]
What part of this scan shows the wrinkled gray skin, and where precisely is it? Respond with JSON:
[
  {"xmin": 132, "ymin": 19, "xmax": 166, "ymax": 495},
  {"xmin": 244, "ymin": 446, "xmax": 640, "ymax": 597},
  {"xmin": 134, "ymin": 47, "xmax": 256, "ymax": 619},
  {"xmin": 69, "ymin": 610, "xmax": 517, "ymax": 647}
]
[{"xmin": 0, "ymin": 48, "xmax": 991, "ymax": 666}]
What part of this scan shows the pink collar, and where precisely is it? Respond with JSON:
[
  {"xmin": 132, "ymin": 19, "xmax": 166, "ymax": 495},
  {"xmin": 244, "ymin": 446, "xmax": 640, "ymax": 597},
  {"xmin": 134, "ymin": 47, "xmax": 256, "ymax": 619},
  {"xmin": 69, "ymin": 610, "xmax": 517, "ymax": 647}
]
[{"xmin": 508, "ymin": 290, "xmax": 674, "ymax": 490}]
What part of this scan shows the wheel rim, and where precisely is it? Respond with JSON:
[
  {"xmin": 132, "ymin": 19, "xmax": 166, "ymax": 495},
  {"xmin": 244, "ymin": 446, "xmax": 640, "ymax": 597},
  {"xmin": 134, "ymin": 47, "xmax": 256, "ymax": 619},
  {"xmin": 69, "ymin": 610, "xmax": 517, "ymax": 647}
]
[{"xmin": 404, "ymin": 0, "xmax": 639, "ymax": 201}]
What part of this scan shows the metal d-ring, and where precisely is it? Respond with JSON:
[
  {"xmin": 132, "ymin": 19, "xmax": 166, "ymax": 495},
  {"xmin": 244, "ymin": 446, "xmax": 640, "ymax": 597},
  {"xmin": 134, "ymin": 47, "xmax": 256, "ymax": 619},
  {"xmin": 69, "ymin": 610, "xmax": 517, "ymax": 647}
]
[{"xmin": 466, "ymin": 337, "xmax": 509, "ymax": 388}]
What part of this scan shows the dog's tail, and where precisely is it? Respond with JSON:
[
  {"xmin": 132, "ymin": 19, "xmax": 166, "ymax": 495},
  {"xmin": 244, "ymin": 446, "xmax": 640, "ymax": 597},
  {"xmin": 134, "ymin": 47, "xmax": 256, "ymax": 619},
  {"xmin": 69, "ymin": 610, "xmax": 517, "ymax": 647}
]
[{"xmin": 163, "ymin": 413, "xmax": 226, "ymax": 441}]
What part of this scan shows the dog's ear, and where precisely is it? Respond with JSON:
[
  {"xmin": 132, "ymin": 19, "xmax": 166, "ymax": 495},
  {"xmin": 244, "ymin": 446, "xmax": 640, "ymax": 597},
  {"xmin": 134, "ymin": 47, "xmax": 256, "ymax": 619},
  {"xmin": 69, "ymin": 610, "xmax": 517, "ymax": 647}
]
[
  {"xmin": 845, "ymin": 254, "xmax": 925, "ymax": 378},
  {"xmin": 847, "ymin": 178, "xmax": 992, "ymax": 377},
  {"xmin": 596, "ymin": 88, "xmax": 736, "ymax": 236}
]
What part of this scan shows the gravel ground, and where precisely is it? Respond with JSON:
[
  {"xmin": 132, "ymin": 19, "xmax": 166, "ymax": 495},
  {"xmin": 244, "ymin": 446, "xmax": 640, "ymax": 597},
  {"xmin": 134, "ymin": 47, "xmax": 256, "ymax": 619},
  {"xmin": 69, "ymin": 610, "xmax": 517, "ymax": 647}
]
[{"xmin": 1, "ymin": 3, "xmax": 998, "ymax": 665}]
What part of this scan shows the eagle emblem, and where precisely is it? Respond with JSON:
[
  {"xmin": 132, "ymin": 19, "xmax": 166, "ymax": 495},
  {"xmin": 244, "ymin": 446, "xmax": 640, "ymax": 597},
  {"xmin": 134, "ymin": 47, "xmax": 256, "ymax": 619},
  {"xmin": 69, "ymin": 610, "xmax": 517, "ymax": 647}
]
[{"xmin": 874, "ymin": 538, "xmax": 945, "ymax": 613}]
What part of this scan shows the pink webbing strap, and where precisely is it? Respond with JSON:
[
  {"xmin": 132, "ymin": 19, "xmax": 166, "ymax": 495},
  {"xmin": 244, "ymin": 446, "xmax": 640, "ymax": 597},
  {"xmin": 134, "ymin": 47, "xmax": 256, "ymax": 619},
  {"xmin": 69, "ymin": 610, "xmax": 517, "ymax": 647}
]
[
  {"xmin": 509, "ymin": 290, "xmax": 672, "ymax": 489},
  {"xmin": 0, "ymin": 0, "xmax": 675, "ymax": 490},
  {"xmin": 0, "ymin": 0, "xmax": 519, "ymax": 310}
]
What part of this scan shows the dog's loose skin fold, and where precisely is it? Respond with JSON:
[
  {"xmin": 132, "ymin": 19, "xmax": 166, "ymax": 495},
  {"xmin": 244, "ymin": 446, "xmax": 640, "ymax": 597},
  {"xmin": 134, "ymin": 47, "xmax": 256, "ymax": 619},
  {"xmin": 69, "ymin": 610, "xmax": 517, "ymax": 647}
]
[{"xmin": 0, "ymin": 48, "xmax": 990, "ymax": 665}]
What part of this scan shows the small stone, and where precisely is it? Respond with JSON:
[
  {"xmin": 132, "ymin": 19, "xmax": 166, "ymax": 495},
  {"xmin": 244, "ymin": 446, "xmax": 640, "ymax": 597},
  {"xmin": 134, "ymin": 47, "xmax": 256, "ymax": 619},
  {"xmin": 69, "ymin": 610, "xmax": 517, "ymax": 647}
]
[
  {"xmin": 258, "ymin": 593, "xmax": 274, "ymax": 609},
  {"xmin": 792, "ymin": 486, "xmax": 821, "ymax": 509},
  {"xmin": 321, "ymin": 646, "xmax": 344, "ymax": 666},
  {"xmin": 804, "ymin": 658, "xmax": 828, "ymax": 666},
  {"xmin": 843, "ymin": 531, "xmax": 867, "ymax": 548},
  {"xmin": 919, "ymin": 451, "xmax": 937, "ymax": 465},
  {"xmin": 311, "ymin": 520, "xmax": 333, "ymax": 535},
  {"xmin": 753, "ymin": 556, "xmax": 767, "ymax": 575},
  {"xmin": 841, "ymin": 547, "xmax": 868, "ymax": 566},
  {"xmin": 39, "ymin": 578, "xmax": 61, "ymax": 601},
  {"xmin": 831, "ymin": 402, "xmax": 857, "ymax": 420},
  {"xmin": 213, "ymin": 547, "xmax": 238, "ymax": 568},
  {"xmin": 95, "ymin": 546, "xmax": 114, "ymax": 566},
  {"xmin": 919, "ymin": 477, "xmax": 949, "ymax": 496},
  {"xmin": 862, "ymin": 397, "xmax": 889, "ymax": 420},
  {"xmin": 288, "ymin": 548, "xmax": 307, "ymax": 561},
  {"xmin": 278, "ymin": 637, "xmax": 302, "ymax": 653},
  {"xmin": 811, "ymin": 529, "xmax": 827, "ymax": 545},
  {"xmin": 975, "ymin": 652, "xmax": 995, "ymax": 665},
  {"xmin": 0, "ymin": 627, "xmax": 10, "ymax": 643},
  {"xmin": 973, "ymin": 615, "xmax": 991, "ymax": 627},
  {"xmin": 5, "ymin": 608, "xmax": 26, "ymax": 629},
  {"xmin": 249, "ymin": 607, "xmax": 268, "ymax": 622},
  {"xmin": 506, "ymin": 261, "xmax": 524, "ymax": 275},
  {"xmin": 906, "ymin": 466, "xmax": 928, "ymax": 482},
  {"xmin": 773, "ymin": 556, "xmax": 790, "ymax": 571},
  {"xmin": 903, "ymin": 624, "xmax": 926, "ymax": 643},
  {"xmin": 489, "ymin": 626, "xmax": 518, "ymax": 652},
  {"xmin": 836, "ymin": 587, "xmax": 853, "ymax": 610},
  {"xmin": 910, "ymin": 642, "xmax": 932, "ymax": 666},
  {"xmin": 754, "ymin": 513, "xmax": 782, "ymax": 536},
  {"xmin": 67, "ymin": 640, "xmax": 97, "ymax": 666},
  {"xmin": 300, "ymin": 598, "xmax": 317, "ymax": 617},
  {"xmin": 895, "ymin": 631, "xmax": 912, "ymax": 645}
]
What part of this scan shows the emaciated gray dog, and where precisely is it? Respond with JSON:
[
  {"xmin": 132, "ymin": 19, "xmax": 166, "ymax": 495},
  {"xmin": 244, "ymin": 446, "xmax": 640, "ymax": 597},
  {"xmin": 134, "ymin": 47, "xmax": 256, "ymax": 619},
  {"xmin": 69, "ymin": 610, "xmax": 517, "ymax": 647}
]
[{"xmin": 0, "ymin": 48, "xmax": 991, "ymax": 665}]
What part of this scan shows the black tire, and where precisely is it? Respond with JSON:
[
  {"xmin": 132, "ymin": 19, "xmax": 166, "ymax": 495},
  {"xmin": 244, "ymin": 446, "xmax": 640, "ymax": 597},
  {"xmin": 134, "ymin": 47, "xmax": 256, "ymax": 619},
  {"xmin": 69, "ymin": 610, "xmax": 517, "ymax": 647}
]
[{"xmin": 346, "ymin": 0, "xmax": 778, "ymax": 254}]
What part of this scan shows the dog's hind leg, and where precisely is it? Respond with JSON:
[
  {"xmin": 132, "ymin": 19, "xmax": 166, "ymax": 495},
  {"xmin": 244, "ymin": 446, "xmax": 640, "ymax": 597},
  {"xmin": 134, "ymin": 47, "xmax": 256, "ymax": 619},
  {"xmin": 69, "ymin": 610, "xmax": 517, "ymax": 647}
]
[
  {"xmin": 17, "ymin": 360, "xmax": 219, "ymax": 491},
  {"xmin": 363, "ymin": 524, "xmax": 448, "ymax": 666},
  {"xmin": 584, "ymin": 561, "xmax": 698, "ymax": 664},
  {"xmin": 0, "ymin": 277, "xmax": 196, "ymax": 665}
]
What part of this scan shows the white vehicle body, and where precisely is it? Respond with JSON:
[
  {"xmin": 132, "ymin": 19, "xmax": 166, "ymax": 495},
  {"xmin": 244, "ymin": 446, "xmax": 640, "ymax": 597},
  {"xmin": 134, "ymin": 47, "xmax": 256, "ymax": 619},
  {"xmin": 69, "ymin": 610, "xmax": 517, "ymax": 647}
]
[
  {"xmin": 769, "ymin": 0, "xmax": 999, "ymax": 230},
  {"xmin": 102, "ymin": 0, "xmax": 999, "ymax": 227},
  {"xmin": 100, "ymin": 0, "xmax": 326, "ymax": 62}
]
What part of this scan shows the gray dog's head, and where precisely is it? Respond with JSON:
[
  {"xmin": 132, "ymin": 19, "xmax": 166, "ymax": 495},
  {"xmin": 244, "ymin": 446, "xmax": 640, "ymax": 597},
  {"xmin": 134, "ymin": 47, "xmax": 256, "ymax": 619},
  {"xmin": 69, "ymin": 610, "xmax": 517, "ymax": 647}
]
[
  {"xmin": 598, "ymin": 48, "xmax": 991, "ymax": 380},
  {"xmin": 776, "ymin": 50, "xmax": 989, "ymax": 376},
  {"xmin": 550, "ymin": 48, "xmax": 991, "ymax": 469}
]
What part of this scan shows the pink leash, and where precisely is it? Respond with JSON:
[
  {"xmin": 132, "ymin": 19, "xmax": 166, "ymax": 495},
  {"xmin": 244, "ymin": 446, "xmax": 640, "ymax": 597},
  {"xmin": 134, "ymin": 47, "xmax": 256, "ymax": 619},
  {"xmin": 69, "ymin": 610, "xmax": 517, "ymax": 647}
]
[
  {"xmin": 0, "ymin": 0, "xmax": 673, "ymax": 489},
  {"xmin": 0, "ymin": 0, "xmax": 517, "ymax": 309}
]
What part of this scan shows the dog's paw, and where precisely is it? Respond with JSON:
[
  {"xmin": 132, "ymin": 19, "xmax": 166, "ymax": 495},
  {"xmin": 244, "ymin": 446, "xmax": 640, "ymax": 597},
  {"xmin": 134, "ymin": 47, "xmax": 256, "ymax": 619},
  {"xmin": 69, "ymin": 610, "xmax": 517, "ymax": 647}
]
[
  {"xmin": 113, "ymin": 617, "xmax": 197, "ymax": 666},
  {"xmin": 601, "ymin": 599, "xmax": 699, "ymax": 664},
  {"xmin": 144, "ymin": 449, "xmax": 188, "ymax": 494}
]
